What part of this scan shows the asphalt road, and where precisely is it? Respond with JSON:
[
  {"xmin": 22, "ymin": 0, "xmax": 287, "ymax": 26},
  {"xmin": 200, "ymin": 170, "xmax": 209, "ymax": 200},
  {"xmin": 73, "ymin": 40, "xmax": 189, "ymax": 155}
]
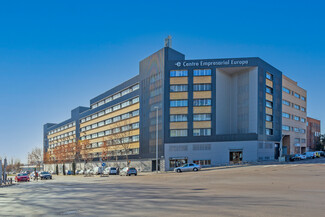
[{"xmin": 1, "ymin": 158, "xmax": 325, "ymax": 217}]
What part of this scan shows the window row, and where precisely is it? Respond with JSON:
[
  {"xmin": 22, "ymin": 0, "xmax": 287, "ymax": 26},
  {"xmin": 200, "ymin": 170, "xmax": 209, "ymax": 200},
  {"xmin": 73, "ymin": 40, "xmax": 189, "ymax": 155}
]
[
  {"xmin": 282, "ymin": 87, "xmax": 306, "ymax": 101},
  {"xmin": 170, "ymin": 69, "xmax": 212, "ymax": 77},
  {"xmin": 81, "ymin": 97, "xmax": 139, "ymax": 123},
  {"xmin": 80, "ymin": 122, "xmax": 140, "ymax": 141},
  {"xmin": 282, "ymin": 113, "xmax": 306, "ymax": 123},
  {"xmin": 282, "ymin": 100, "xmax": 306, "ymax": 112},
  {"xmin": 170, "ymin": 84, "xmax": 212, "ymax": 92},
  {"xmin": 80, "ymin": 109, "xmax": 139, "ymax": 132},
  {"xmin": 49, "ymin": 130, "xmax": 76, "ymax": 142},
  {"xmin": 48, "ymin": 122, "xmax": 76, "ymax": 135},
  {"xmin": 282, "ymin": 125, "xmax": 306, "ymax": 133},
  {"xmin": 170, "ymin": 99, "xmax": 212, "ymax": 107},
  {"xmin": 49, "ymin": 138, "xmax": 76, "ymax": 149},
  {"xmin": 91, "ymin": 83, "xmax": 139, "ymax": 109},
  {"xmin": 170, "ymin": 128, "xmax": 211, "ymax": 137},
  {"xmin": 170, "ymin": 113, "xmax": 211, "ymax": 122}
]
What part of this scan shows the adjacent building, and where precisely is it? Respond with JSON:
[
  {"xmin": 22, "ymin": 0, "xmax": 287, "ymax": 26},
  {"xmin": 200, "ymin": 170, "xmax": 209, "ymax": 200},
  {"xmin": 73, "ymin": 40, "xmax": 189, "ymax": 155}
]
[
  {"xmin": 44, "ymin": 41, "xmax": 283, "ymax": 172},
  {"xmin": 307, "ymin": 117, "xmax": 321, "ymax": 151},
  {"xmin": 281, "ymin": 75, "xmax": 307, "ymax": 155}
]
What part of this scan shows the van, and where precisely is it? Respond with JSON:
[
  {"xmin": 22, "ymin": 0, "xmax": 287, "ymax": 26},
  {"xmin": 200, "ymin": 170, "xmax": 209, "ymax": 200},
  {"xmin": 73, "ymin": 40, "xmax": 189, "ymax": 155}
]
[{"xmin": 303, "ymin": 152, "xmax": 316, "ymax": 159}]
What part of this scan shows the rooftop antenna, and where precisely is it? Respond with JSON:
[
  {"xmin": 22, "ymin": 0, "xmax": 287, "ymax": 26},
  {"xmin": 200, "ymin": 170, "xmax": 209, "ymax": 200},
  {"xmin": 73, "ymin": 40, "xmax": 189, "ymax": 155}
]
[{"xmin": 164, "ymin": 35, "xmax": 172, "ymax": 48}]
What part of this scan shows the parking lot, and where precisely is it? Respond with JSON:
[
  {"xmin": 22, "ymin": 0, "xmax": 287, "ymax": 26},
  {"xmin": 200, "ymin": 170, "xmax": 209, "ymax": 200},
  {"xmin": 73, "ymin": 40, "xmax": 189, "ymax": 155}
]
[{"xmin": 1, "ymin": 158, "xmax": 325, "ymax": 216}]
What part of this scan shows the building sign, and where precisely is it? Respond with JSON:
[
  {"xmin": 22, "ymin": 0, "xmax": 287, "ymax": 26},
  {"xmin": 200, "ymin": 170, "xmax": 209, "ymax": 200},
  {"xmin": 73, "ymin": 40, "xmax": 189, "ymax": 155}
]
[{"xmin": 175, "ymin": 59, "xmax": 249, "ymax": 68}]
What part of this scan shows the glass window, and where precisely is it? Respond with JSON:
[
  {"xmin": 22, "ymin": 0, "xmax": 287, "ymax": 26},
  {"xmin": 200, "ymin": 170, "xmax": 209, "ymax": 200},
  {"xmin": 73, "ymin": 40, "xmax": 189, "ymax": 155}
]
[
  {"xmin": 92, "ymin": 114, "xmax": 98, "ymax": 119},
  {"xmin": 266, "ymin": 72, "xmax": 273, "ymax": 80},
  {"xmin": 266, "ymin": 129, "xmax": 273, "ymax": 135},
  {"xmin": 105, "ymin": 130, "xmax": 112, "ymax": 135},
  {"xmin": 266, "ymin": 115, "xmax": 273, "ymax": 122},
  {"xmin": 294, "ymin": 116, "xmax": 300, "ymax": 121},
  {"xmin": 170, "ymin": 129, "xmax": 188, "ymax": 137},
  {"xmin": 105, "ymin": 119, "xmax": 112, "ymax": 125},
  {"xmin": 132, "ymin": 84, "xmax": 139, "ymax": 91},
  {"xmin": 113, "ymin": 93, "xmax": 121, "ymax": 100},
  {"xmin": 282, "ymin": 113, "xmax": 290, "ymax": 118},
  {"xmin": 170, "ymin": 100, "xmax": 188, "ymax": 107},
  {"xmin": 132, "ymin": 97, "xmax": 139, "ymax": 104},
  {"xmin": 282, "ymin": 87, "xmax": 290, "ymax": 94},
  {"xmin": 193, "ymin": 99, "xmax": 211, "ymax": 106},
  {"xmin": 98, "ymin": 132, "xmax": 104, "ymax": 137},
  {"xmin": 294, "ymin": 104, "xmax": 300, "ymax": 110},
  {"xmin": 121, "ymin": 125, "xmax": 130, "ymax": 132},
  {"xmin": 92, "ymin": 123, "xmax": 98, "ymax": 128},
  {"xmin": 301, "ymin": 96, "xmax": 306, "ymax": 101},
  {"xmin": 113, "ymin": 116, "xmax": 121, "ymax": 122},
  {"xmin": 98, "ymin": 101, "xmax": 104, "ymax": 107},
  {"xmin": 193, "ymin": 160, "xmax": 211, "ymax": 166},
  {"xmin": 193, "ymin": 114, "xmax": 211, "ymax": 121},
  {"xmin": 170, "ymin": 114, "xmax": 188, "ymax": 122},
  {"xmin": 294, "ymin": 92, "xmax": 300, "ymax": 98},
  {"xmin": 301, "ymin": 107, "xmax": 306, "ymax": 112},
  {"xmin": 301, "ymin": 118, "xmax": 306, "ymax": 123},
  {"xmin": 193, "ymin": 69, "xmax": 211, "ymax": 76},
  {"xmin": 170, "ymin": 70, "xmax": 188, "ymax": 77},
  {"xmin": 132, "ymin": 123, "xmax": 139, "ymax": 129},
  {"xmin": 121, "ymin": 101, "xmax": 130, "ymax": 108},
  {"xmin": 266, "ymin": 101, "xmax": 273, "ymax": 108},
  {"xmin": 294, "ymin": 127, "xmax": 300, "ymax": 132},
  {"xmin": 132, "ymin": 135, "xmax": 139, "ymax": 142},
  {"xmin": 98, "ymin": 111, "xmax": 105, "ymax": 117},
  {"xmin": 294, "ymin": 138, "xmax": 300, "ymax": 144},
  {"xmin": 86, "ymin": 126, "xmax": 91, "ymax": 130},
  {"xmin": 105, "ymin": 108, "xmax": 112, "ymax": 114},
  {"xmin": 170, "ymin": 85, "xmax": 188, "ymax": 92},
  {"xmin": 105, "ymin": 97, "xmax": 112, "ymax": 103},
  {"xmin": 113, "ymin": 105, "xmax": 120, "ymax": 111},
  {"xmin": 132, "ymin": 110, "xmax": 139, "ymax": 116},
  {"xmin": 301, "ymin": 139, "xmax": 306, "ymax": 143},
  {"xmin": 193, "ymin": 128, "xmax": 211, "ymax": 136},
  {"xmin": 300, "ymin": 129, "xmax": 306, "ymax": 134},
  {"xmin": 121, "ymin": 113, "xmax": 130, "ymax": 119},
  {"xmin": 282, "ymin": 100, "xmax": 290, "ymax": 106},
  {"xmin": 266, "ymin": 86, "xmax": 273, "ymax": 94},
  {"xmin": 121, "ymin": 89, "xmax": 130, "ymax": 96},
  {"xmin": 98, "ymin": 121, "xmax": 104, "ymax": 127},
  {"xmin": 92, "ymin": 104, "xmax": 98, "ymax": 109},
  {"xmin": 193, "ymin": 84, "xmax": 212, "ymax": 91}
]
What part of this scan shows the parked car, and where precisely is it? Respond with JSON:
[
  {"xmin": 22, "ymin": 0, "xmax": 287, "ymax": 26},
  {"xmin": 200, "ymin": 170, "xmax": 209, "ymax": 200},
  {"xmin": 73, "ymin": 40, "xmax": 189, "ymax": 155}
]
[
  {"xmin": 78, "ymin": 170, "xmax": 84, "ymax": 175},
  {"xmin": 39, "ymin": 172, "xmax": 52, "ymax": 180},
  {"xmin": 103, "ymin": 167, "xmax": 118, "ymax": 175},
  {"xmin": 300, "ymin": 154, "xmax": 307, "ymax": 160},
  {"xmin": 174, "ymin": 163, "xmax": 202, "ymax": 173},
  {"xmin": 15, "ymin": 173, "xmax": 30, "ymax": 182},
  {"xmin": 120, "ymin": 167, "xmax": 137, "ymax": 176},
  {"xmin": 303, "ymin": 152, "xmax": 316, "ymax": 159}
]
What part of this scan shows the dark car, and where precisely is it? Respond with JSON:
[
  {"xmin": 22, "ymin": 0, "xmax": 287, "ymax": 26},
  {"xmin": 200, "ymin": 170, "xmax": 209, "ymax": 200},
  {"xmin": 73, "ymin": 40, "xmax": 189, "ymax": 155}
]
[
  {"xmin": 289, "ymin": 154, "xmax": 302, "ymax": 161},
  {"xmin": 39, "ymin": 171, "xmax": 52, "ymax": 180},
  {"xmin": 120, "ymin": 167, "xmax": 137, "ymax": 176}
]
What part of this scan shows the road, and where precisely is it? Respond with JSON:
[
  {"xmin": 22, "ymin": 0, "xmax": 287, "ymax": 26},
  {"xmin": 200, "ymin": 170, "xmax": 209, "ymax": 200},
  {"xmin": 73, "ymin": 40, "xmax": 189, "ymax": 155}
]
[{"xmin": 1, "ymin": 158, "xmax": 325, "ymax": 216}]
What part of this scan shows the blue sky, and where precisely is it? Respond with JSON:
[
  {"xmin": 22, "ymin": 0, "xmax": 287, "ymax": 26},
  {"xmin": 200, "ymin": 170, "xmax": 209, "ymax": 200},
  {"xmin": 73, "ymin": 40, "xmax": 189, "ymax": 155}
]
[{"xmin": 0, "ymin": 1, "xmax": 324, "ymax": 162}]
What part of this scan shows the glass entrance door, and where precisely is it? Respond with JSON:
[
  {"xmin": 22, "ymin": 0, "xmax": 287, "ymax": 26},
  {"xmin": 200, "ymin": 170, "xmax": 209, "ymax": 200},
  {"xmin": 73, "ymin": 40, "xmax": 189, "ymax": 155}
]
[{"xmin": 229, "ymin": 151, "xmax": 243, "ymax": 164}]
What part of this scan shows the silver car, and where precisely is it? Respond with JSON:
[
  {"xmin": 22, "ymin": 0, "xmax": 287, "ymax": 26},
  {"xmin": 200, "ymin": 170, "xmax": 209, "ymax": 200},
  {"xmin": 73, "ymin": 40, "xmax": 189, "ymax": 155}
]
[{"xmin": 174, "ymin": 163, "xmax": 201, "ymax": 173}]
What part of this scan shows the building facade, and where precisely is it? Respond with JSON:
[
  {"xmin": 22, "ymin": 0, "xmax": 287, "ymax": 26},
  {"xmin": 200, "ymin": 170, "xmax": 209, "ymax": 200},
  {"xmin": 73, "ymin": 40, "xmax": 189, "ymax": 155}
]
[
  {"xmin": 281, "ymin": 75, "xmax": 307, "ymax": 155},
  {"xmin": 306, "ymin": 117, "xmax": 321, "ymax": 151},
  {"xmin": 44, "ymin": 43, "xmax": 282, "ymax": 172}
]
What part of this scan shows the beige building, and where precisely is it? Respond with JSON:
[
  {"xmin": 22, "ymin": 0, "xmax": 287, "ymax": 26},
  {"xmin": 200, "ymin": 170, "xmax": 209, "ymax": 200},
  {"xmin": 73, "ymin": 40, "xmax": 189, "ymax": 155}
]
[{"xmin": 282, "ymin": 75, "xmax": 307, "ymax": 155}]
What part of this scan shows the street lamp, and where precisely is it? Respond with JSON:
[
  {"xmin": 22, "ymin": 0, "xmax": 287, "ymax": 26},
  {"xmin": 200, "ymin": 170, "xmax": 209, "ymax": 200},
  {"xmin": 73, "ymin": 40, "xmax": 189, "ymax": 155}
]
[{"xmin": 154, "ymin": 106, "xmax": 159, "ymax": 173}]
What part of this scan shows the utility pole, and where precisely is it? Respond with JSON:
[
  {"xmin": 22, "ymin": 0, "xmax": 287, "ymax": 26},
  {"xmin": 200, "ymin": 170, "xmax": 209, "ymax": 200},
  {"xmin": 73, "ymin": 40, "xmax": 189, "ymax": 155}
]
[{"xmin": 154, "ymin": 106, "xmax": 159, "ymax": 173}]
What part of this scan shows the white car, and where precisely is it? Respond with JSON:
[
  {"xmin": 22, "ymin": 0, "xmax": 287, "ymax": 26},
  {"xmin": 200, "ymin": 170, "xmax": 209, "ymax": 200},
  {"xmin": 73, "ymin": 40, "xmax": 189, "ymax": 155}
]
[
  {"xmin": 174, "ymin": 163, "xmax": 201, "ymax": 173},
  {"xmin": 103, "ymin": 167, "xmax": 118, "ymax": 175},
  {"xmin": 299, "ymin": 154, "xmax": 307, "ymax": 160}
]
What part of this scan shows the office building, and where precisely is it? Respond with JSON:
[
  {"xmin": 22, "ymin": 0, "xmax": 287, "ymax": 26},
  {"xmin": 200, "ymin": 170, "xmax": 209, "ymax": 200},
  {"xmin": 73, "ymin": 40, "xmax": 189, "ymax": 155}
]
[
  {"xmin": 307, "ymin": 117, "xmax": 321, "ymax": 151},
  {"xmin": 281, "ymin": 75, "xmax": 307, "ymax": 155},
  {"xmin": 43, "ymin": 40, "xmax": 282, "ymax": 172}
]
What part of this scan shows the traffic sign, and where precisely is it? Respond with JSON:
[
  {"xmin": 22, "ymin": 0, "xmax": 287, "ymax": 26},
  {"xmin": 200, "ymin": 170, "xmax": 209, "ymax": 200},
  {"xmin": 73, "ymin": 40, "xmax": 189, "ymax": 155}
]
[{"xmin": 102, "ymin": 163, "xmax": 106, "ymax": 167}]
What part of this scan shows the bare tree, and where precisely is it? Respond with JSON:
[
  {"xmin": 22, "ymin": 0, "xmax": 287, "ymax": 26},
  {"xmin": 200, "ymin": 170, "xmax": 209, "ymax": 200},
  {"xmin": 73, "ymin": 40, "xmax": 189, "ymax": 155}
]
[{"xmin": 28, "ymin": 147, "xmax": 43, "ymax": 171}]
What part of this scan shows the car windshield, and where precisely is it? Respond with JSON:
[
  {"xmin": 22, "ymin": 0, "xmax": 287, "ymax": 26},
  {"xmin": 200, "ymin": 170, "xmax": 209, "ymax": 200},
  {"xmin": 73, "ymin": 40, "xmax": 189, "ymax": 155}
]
[
  {"xmin": 111, "ymin": 167, "xmax": 116, "ymax": 170},
  {"xmin": 18, "ymin": 173, "xmax": 27, "ymax": 176},
  {"xmin": 182, "ymin": 164, "xmax": 189, "ymax": 167}
]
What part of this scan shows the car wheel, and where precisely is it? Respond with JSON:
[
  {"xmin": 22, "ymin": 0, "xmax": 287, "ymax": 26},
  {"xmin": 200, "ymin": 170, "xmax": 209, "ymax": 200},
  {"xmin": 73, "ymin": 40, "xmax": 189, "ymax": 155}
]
[
  {"xmin": 193, "ymin": 168, "xmax": 198, "ymax": 171},
  {"xmin": 177, "ymin": 169, "xmax": 181, "ymax": 173},
  {"xmin": 135, "ymin": 174, "xmax": 137, "ymax": 176}
]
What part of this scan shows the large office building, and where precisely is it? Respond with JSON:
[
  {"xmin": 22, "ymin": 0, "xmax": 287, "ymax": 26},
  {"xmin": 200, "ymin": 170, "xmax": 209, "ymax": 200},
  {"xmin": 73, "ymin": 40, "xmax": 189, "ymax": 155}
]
[
  {"xmin": 306, "ymin": 117, "xmax": 321, "ymax": 151},
  {"xmin": 44, "ymin": 41, "xmax": 283, "ymax": 172},
  {"xmin": 281, "ymin": 75, "xmax": 307, "ymax": 155}
]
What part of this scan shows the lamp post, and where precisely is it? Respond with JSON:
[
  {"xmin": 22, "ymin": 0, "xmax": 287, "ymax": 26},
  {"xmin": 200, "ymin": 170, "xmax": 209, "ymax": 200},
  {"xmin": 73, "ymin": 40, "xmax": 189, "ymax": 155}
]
[{"xmin": 154, "ymin": 106, "xmax": 159, "ymax": 173}]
